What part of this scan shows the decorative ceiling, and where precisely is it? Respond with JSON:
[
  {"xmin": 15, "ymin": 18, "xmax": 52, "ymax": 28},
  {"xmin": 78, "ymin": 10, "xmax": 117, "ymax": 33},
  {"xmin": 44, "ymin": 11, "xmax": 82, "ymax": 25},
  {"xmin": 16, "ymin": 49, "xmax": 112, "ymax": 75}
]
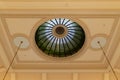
[{"xmin": 0, "ymin": 0, "xmax": 120, "ymax": 72}]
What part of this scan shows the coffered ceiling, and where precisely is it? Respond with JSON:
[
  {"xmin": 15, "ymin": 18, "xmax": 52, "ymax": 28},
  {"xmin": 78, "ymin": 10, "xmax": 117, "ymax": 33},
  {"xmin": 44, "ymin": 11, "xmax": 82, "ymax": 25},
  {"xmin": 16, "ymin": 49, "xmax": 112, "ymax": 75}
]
[{"xmin": 0, "ymin": 0, "xmax": 120, "ymax": 72}]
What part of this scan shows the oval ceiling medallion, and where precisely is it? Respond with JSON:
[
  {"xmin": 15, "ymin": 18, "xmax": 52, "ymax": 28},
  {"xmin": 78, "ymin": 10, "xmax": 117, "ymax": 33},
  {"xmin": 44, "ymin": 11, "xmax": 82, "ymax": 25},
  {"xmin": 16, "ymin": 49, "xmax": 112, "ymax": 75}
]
[
  {"xmin": 91, "ymin": 36, "xmax": 107, "ymax": 49},
  {"xmin": 14, "ymin": 36, "xmax": 29, "ymax": 49},
  {"xmin": 35, "ymin": 18, "xmax": 85, "ymax": 57}
]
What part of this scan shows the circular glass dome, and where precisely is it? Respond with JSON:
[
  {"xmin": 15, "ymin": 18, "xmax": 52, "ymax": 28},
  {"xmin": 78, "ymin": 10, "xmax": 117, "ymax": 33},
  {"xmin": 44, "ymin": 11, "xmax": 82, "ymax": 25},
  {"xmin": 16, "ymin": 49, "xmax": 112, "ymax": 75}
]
[{"xmin": 35, "ymin": 18, "xmax": 85, "ymax": 57}]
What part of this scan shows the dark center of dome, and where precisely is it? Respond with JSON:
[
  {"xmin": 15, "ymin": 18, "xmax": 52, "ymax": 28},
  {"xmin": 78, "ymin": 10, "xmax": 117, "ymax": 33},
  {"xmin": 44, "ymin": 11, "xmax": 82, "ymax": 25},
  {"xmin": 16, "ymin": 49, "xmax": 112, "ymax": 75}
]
[{"xmin": 55, "ymin": 26, "xmax": 65, "ymax": 35}]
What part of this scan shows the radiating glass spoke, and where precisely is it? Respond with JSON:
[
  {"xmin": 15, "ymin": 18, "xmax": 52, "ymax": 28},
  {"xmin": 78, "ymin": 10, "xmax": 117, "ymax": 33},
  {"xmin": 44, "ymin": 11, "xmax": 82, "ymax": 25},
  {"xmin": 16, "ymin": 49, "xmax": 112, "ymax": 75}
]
[
  {"xmin": 45, "ymin": 22, "xmax": 55, "ymax": 26},
  {"xmin": 43, "ymin": 36, "xmax": 54, "ymax": 51},
  {"xmin": 67, "ymin": 34, "xmax": 79, "ymax": 45},
  {"xmin": 40, "ymin": 23, "xmax": 53, "ymax": 28},
  {"xmin": 50, "ymin": 19, "xmax": 57, "ymax": 25},
  {"xmin": 69, "ymin": 30, "xmax": 82, "ymax": 36},
  {"xmin": 64, "ymin": 19, "xmax": 70, "ymax": 26},
  {"xmin": 38, "ymin": 34, "xmax": 53, "ymax": 47},
  {"xmin": 59, "ymin": 18, "xmax": 61, "ymax": 24},
  {"xmin": 61, "ymin": 38, "xmax": 66, "ymax": 56},
  {"xmin": 66, "ymin": 22, "xmax": 76, "ymax": 27},
  {"xmin": 55, "ymin": 18, "xmax": 59, "ymax": 24},
  {"xmin": 38, "ymin": 29, "xmax": 52, "ymax": 31},
  {"xmin": 63, "ymin": 38, "xmax": 71, "ymax": 55},
  {"xmin": 66, "ymin": 36, "xmax": 75, "ymax": 48},
  {"xmin": 62, "ymin": 18, "xmax": 65, "ymax": 25},
  {"xmin": 68, "ymin": 33, "xmax": 81, "ymax": 41},
  {"xmin": 38, "ymin": 32, "xmax": 52, "ymax": 38},
  {"xmin": 53, "ymin": 38, "xmax": 58, "ymax": 56},
  {"xmin": 38, "ymin": 31, "xmax": 51, "ymax": 35},
  {"xmin": 48, "ymin": 37, "xmax": 56, "ymax": 54}
]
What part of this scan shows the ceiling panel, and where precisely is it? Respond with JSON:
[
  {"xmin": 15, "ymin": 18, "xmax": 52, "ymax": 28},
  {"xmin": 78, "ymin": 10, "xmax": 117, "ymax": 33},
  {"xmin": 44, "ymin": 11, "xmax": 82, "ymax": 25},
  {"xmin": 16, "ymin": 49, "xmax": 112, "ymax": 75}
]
[
  {"xmin": 79, "ymin": 18, "xmax": 115, "ymax": 36},
  {"xmin": 5, "ymin": 18, "xmax": 42, "ymax": 36},
  {"xmin": 75, "ymin": 49, "xmax": 103, "ymax": 62},
  {"xmin": 17, "ymin": 49, "xmax": 45, "ymax": 62},
  {"xmin": 0, "ymin": 14, "xmax": 119, "ymax": 70},
  {"xmin": 3, "ymin": 16, "xmax": 115, "ymax": 63}
]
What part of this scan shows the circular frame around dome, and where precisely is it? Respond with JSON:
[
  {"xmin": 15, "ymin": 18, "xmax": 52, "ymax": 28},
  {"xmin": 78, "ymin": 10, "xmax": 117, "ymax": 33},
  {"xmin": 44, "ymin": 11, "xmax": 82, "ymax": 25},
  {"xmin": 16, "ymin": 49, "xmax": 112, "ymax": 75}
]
[{"xmin": 35, "ymin": 18, "xmax": 86, "ymax": 57}]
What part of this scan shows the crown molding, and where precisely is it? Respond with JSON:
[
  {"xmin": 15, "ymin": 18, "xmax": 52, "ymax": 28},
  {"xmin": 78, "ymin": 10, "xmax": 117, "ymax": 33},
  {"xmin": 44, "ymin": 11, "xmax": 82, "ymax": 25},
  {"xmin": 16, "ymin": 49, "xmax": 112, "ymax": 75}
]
[{"xmin": 0, "ymin": 1, "xmax": 120, "ymax": 10}]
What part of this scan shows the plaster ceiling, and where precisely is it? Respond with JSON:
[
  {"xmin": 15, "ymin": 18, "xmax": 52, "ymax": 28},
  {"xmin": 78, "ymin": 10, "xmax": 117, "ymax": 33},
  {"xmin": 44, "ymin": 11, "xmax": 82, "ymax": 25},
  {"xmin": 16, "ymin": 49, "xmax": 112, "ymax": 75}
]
[
  {"xmin": 0, "ymin": 0, "xmax": 120, "ymax": 2},
  {"xmin": 0, "ymin": 1, "xmax": 120, "ymax": 72},
  {"xmin": 1, "ymin": 1, "xmax": 120, "ymax": 10}
]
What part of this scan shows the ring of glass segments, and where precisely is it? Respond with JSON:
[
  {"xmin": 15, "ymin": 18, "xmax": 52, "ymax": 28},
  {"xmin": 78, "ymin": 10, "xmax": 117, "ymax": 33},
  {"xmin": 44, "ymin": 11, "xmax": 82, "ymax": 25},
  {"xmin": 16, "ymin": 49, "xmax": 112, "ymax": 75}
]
[{"xmin": 35, "ymin": 18, "xmax": 85, "ymax": 57}]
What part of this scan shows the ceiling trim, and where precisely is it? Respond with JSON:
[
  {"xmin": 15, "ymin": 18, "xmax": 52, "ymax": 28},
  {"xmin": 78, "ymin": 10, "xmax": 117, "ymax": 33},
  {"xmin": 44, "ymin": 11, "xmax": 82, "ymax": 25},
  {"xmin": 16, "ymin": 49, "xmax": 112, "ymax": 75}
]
[
  {"xmin": 0, "ymin": 17, "xmax": 13, "ymax": 69},
  {"xmin": 1, "ymin": 9, "xmax": 120, "ymax": 15},
  {"xmin": 0, "ymin": 17, "xmax": 18, "ymax": 62},
  {"xmin": 105, "ymin": 18, "xmax": 120, "ymax": 69},
  {"xmin": 11, "ymin": 69, "xmax": 108, "ymax": 73},
  {"xmin": 0, "ymin": 1, "xmax": 120, "ymax": 10}
]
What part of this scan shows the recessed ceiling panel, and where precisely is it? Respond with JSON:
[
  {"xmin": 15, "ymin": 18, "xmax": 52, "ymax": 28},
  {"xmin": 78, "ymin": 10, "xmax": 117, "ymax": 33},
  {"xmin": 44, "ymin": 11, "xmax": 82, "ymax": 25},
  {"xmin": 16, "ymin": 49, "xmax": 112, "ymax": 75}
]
[
  {"xmin": 75, "ymin": 49, "xmax": 103, "ymax": 61},
  {"xmin": 17, "ymin": 49, "xmax": 45, "ymax": 62},
  {"xmin": 5, "ymin": 18, "xmax": 41, "ymax": 35},
  {"xmin": 0, "ymin": 13, "xmax": 119, "ymax": 70},
  {"xmin": 79, "ymin": 18, "xmax": 115, "ymax": 36}
]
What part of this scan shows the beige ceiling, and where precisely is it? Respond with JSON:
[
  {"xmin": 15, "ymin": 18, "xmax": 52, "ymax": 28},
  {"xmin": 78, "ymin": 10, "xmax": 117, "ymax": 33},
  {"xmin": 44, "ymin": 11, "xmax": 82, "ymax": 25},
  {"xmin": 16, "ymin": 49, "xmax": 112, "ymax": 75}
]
[
  {"xmin": 1, "ymin": 1, "xmax": 120, "ymax": 10},
  {"xmin": 0, "ymin": 1, "xmax": 120, "ymax": 72},
  {"xmin": 1, "ymin": 0, "xmax": 120, "ymax": 2}
]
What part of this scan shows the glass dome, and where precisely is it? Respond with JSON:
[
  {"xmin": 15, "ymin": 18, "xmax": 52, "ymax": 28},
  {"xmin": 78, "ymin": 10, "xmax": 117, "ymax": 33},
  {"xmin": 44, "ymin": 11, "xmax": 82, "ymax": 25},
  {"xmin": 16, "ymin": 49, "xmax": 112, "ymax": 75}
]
[{"xmin": 35, "ymin": 18, "xmax": 85, "ymax": 57}]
